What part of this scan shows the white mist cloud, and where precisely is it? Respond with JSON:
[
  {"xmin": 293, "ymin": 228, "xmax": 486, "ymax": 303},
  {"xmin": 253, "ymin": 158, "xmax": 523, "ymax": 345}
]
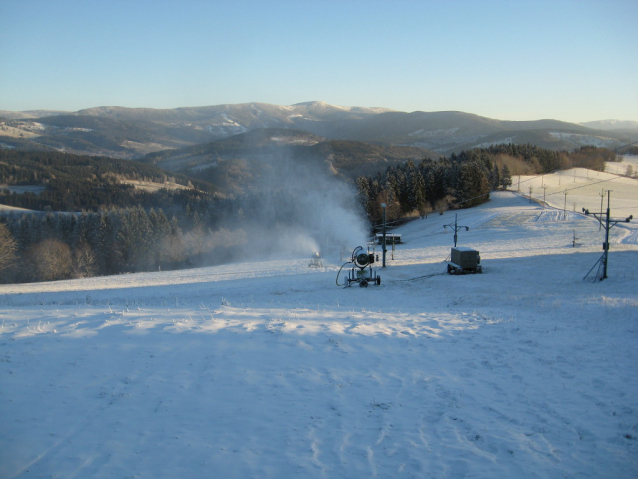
[{"xmin": 231, "ymin": 150, "xmax": 369, "ymax": 260}]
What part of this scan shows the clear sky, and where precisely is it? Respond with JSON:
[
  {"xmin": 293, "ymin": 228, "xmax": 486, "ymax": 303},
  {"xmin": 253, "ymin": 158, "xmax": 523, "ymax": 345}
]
[{"xmin": 1, "ymin": 0, "xmax": 636, "ymax": 123}]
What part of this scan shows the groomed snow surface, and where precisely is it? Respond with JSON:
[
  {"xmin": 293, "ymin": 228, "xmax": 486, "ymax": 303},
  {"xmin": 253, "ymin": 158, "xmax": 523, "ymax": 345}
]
[{"xmin": 1, "ymin": 173, "xmax": 637, "ymax": 478}]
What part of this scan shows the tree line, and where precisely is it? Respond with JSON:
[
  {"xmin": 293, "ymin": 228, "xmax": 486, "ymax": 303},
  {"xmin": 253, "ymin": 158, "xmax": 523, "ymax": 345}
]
[
  {"xmin": 0, "ymin": 150, "xmax": 216, "ymax": 212},
  {"xmin": 355, "ymin": 144, "xmax": 612, "ymax": 225},
  {"xmin": 0, "ymin": 186, "xmax": 342, "ymax": 283}
]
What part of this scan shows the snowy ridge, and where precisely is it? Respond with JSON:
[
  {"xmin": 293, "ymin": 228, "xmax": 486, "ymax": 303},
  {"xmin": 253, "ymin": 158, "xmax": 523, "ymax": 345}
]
[
  {"xmin": 2, "ymin": 102, "xmax": 631, "ymax": 159},
  {"xmin": 0, "ymin": 185, "xmax": 637, "ymax": 478},
  {"xmin": 549, "ymin": 131, "xmax": 617, "ymax": 149}
]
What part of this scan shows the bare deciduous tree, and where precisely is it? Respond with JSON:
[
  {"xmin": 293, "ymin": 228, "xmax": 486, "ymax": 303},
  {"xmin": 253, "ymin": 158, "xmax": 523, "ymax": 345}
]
[
  {"xmin": 434, "ymin": 196, "xmax": 454, "ymax": 215},
  {"xmin": 0, "ymin": 223, "xmax": 17, "ymax": 280},
  {"xmin": 73, "ymin": 242, "xmax": 98, "ymax": 279},
  {"xmin": 24, "ymin": 239, "xmax": 73, "ymax": 282}
]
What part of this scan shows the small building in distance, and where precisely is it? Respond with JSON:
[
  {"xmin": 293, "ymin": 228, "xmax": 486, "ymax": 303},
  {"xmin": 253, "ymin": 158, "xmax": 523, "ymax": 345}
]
[{"xmin": 375, "ymin": 233, "xmax": 402, "ymax": 245}]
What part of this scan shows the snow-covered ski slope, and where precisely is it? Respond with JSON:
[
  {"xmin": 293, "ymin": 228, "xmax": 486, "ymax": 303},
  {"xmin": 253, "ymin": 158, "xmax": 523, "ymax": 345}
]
[{"xmin": 1, "ymin": 176, "xmax": 637, "ymax": 478}]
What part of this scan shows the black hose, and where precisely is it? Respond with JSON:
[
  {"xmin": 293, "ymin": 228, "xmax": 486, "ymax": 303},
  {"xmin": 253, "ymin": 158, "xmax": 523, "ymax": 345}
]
[{"xmin": 336, "ymin": 261, "xmax": 353, "ymax": 287}]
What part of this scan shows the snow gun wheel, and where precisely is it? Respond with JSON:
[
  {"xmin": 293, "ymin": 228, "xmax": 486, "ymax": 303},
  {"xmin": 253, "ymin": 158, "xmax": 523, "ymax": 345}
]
[
  {"xmin": 376, "ymin": 276, "xmax": 381, "ymax": 285},
  {"xmin": 360, "ymin": 279, "xmax": 368, "ymax": 288}
]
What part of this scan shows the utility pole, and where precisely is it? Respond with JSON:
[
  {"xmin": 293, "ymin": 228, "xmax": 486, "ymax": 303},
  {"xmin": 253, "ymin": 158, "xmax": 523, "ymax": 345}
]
[
  {"xmin": 598, "ymin": 189, "xmax": 605, "ymax": 231},
  {"xmin": 381, "ymin": 203, "xmax": 387, "ymax": 268},
  {"xmin": 563, "ymin": 191, "xmax": 568, "ymax": 220},
  {"xmin": 542, "ymin": 185, "xmax": 547, "ymax": 207},
  {"xmin": 444, "ymin": 214, "xmax": 469, "ymax": 247},
  {"xmin": 583, "ymin": 190, "xmax": 633, "ymax": 281},
  {"xmin": 528, "ymin": 186, "xmax": 533, "ymax": 203}
]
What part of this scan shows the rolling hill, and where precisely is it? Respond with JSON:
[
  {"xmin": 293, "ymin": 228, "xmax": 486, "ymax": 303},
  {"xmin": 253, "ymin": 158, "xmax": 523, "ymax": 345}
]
[
  {"xmin": 581, "ymin": 119, "xmax": 638, "ymax": 133},
  {"xmin": 143, "ymin": 128, "xmax": 439, "ymax": 195},
  {"xmin": 0, "ymin": 149, "xmax": 218, "ymax": 212},
  {"xmin": 0, "ymin": 102, "xmax": 629, "ymax": 159}
]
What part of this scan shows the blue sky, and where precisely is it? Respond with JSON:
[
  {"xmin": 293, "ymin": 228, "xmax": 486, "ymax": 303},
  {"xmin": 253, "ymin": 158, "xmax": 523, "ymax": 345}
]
[{"xmin": 1, "ymin": 0, "xmax": 636, "ymax": 122}]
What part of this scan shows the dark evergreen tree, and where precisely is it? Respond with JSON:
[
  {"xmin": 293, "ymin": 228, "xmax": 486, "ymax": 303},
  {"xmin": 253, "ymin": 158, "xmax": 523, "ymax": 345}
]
[
  {"xmin": 116, "ymin": 207, "xmax": 152, "ymax": 272},
  {"xmin": 454, "ymin": 161, "xmax": 490, "ymax": 207},
  {"xmin": 500, "ymin": 164, "xmax": 513, "ymax": 190},
  {"xmin": 356, "ymin": 176, "xmax": 372, "ymax": 220},
  {"xmin": 490, "ymin": 164, "xmax": 501, "ymax": 190},
  {"xmin": 407, "ymin": 168, "xmax": 426, "ymax": 213},
  {"xmin": 0, "ymin": 222, "xmax": 17, "ymax": 281}
]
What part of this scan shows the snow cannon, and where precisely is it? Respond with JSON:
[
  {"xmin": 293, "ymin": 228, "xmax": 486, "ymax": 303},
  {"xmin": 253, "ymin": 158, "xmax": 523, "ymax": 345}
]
[
  {"xmin": 336, "ymin": 246, "xmax": 381, "ymax": 287},
  {"xmin": 308, "ymin": 251, "xmax": 323, "ymax": 268}
]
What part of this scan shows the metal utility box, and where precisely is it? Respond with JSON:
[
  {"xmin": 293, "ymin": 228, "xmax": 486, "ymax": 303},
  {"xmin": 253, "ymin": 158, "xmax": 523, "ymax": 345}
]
[
  {"xmin": 451, "ymin": 247, "xmax": 479, "ymax": 268},
  {"xmin": 448, "ymin": 247, "xmax": 482, "ymax": 274}
]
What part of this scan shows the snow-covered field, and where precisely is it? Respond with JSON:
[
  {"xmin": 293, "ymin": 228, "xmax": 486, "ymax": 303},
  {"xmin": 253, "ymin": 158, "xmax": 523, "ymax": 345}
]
[
  {"xmin": 1, "ymin": 173, "xmax": 637, "ymax": 478},
  {"xmin": 606, "ymin": 155, "xmax": 638, "ymax": 176},
  {"xmin": 517, "ymin": 157, "xmax": 637, "ymax": 220}
]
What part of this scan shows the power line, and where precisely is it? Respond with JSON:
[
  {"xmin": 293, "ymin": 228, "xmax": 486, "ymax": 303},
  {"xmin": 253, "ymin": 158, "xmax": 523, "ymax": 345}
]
[
  {"xmin": 582, "ymin": 191, "xmax": 633, "ymax": 281},
  {"xmin": 544, "ymin": 175, "xmax": 625, "ymax": 197},
  {"xmin": 368, "ymin": 146, "xmax": 637, "ymax": 228}
]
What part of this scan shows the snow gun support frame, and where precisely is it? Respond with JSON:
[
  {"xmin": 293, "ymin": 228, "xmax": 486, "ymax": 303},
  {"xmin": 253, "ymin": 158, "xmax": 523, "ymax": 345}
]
[{"xmin": 336, "ymin": 246, "xmax": 381, "ymax": 287}]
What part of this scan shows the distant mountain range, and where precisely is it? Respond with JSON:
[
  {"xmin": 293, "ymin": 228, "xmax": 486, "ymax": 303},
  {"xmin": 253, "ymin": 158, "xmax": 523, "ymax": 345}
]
[
  {"xmin": 579, "ymin": 119, "xmax": 638, "ymax": 133},
  {"xmin": 1, "ymin": 101, "xmax": 635, "ymax": 160}
]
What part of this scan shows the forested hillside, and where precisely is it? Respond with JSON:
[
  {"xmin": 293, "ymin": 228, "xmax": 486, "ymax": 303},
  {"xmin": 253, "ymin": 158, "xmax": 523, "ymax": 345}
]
[
  {"xmin": 0, "ymin": 186, "xmax": 351, "ymax": 283},
  {"xmin": 0, "ymin": 150, "xmax": 217, "ymax": 212},
  {"xmin": 144, "ymin": 128, "xmax": 437, "ymax": 195},
  {"xmin": 356, "ymin": 144, "xmax": 614, "ymax": 224},
  {"xmin": 1, "ymin": 102, "xmax": 627, "ymax": 158}
]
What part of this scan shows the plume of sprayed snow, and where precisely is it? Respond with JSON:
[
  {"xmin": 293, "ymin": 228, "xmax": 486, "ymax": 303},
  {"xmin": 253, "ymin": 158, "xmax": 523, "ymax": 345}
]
[{"xmin": 231, "ymin": 150, "xmax": 369, "ymax": 260}]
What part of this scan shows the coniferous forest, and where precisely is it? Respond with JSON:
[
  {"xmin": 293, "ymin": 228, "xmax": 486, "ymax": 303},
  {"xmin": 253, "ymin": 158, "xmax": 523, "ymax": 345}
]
[
  {"xmin": 0, "ymin": 145, "xmax": 614, "ymax": 283},
  {"xmin": 355, "ymin": 143, "xmax": 612, "ymax": 225}
]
